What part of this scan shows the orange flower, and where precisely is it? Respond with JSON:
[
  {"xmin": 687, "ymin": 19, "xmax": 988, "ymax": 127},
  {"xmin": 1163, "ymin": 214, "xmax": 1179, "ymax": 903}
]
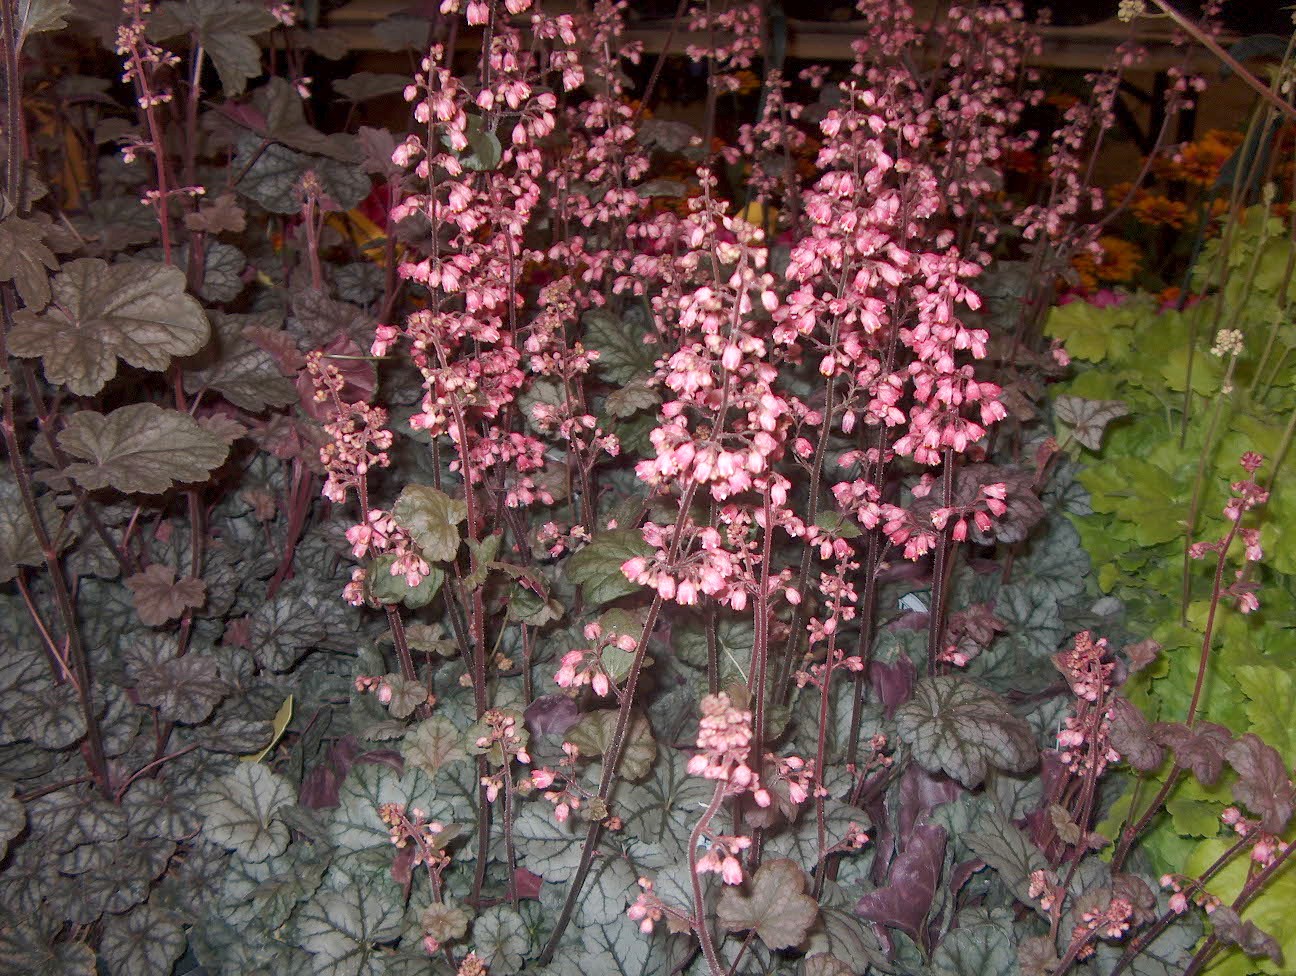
[
  {"xmin": 1164, "ymin": 129, "xmax": 1243, "ymax": 187},
  {"xmin": 1131, "ymin": 195, "xmax": 1188, "ymax": 228},
  {"xmin": 1071, "ymin": 236, "xmax": 1142, "ymax": 289}
]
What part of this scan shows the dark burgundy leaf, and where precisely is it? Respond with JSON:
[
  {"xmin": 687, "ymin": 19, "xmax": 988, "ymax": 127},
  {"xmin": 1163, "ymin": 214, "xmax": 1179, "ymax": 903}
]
[
  {"xmin": 1154, "ymin": 721, "xmax": 1233, "ymax": 786},
  {"xmin": 1226, "ymin": 733, "xmax": 1294, "ymax": 834},
  {"xmin": 1211, "ymin": 906, "xmax": 1284, "ymax": 964},
  {"xmin": 871, "ymin": 657, "xmax": 917, "ymax": 720},
  {"xmin": 525, "ymin": 695, "xmax": 582, "ymax": 739},
  {"xmin": 856, "ymin": 823, "xmax": 947, "ymax": 943},
  {"xmin": 1109, "ymin": 697, "xmax": 1164, "ymax": 772},
  {"xmin": 897, "ymin": 765, "xmax": 963, "ymax": 840},
  {"xmin": 1123, "ymin": 638, "xmax": 1162, "ymax": 674}
]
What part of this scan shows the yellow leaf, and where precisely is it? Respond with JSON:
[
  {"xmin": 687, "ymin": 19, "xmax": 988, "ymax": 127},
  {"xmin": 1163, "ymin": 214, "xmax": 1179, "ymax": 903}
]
[{"xmin": 242, "ymin": 696, "xmax": 293, "ymax": 763}]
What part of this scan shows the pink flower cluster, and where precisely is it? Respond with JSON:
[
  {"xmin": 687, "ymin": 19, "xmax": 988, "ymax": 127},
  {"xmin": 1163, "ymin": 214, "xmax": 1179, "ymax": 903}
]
[
  {"xmin": 553, "ymin": 621, "xmax": 638, "ymax": 698},
  {"xmin": 1053, "ymin": 631, "xmax": 1120, "ymax": 776},
  {"xmin": 688, "ymin": 693, "xmax": 770, "ymax": 808}
]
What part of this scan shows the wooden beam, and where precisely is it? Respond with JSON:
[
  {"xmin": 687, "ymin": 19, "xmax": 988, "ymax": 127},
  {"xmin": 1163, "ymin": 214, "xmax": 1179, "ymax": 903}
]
[{"xmin": 326, "ymin": 0, "xmax": 1237, "ymax": 73}]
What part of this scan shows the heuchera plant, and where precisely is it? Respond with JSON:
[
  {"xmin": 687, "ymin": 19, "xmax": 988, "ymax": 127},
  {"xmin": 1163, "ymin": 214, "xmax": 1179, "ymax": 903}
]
[{"xmin": 0, "ymin": 0, "xmax": 1293, "ymax": 975}]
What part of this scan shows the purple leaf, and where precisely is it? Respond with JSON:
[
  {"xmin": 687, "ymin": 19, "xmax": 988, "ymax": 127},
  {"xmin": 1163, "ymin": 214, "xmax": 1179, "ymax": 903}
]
[
  {"xmin": 871, "ymin": 657, "xmax": 916, "ymax": 720},
  {"xmin": 1226, "ymin": 733, "xmax": 1294, "ymax": 834},
  {"xmin": 525, "ymin": 694, "xmax": 582, "ymax": 739},
  {"xmin": 1154, "ymin": 721, "xmax": 1233, "ymax": 786},
  {"xmin": 897, "ymin": 765, "xmax": 963, "ymax": 840},
  {"xmin": 1108, "ymin": 697, "xmax": 1164, "ymax": 773},
  {"xmin": 856, "ymin": 823, "xmax": 947, "ymax": 943}
]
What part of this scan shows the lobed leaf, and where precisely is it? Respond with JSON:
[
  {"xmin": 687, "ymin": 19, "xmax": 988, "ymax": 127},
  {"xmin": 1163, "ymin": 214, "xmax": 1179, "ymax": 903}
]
[
  {"xmin": 199, "ymin": 763, "xmax": 295, "ymax": 861},
  {"xmin": 896, "ymin": 676, "xmax": 1036, "ymax": 787},
  {"xmin": 10, "ymin": 258, "xmax": 209, "ymax": 395},
  {"xmin": 59, "ymin": 404, "xmax": 229, "ymax": 494},
  {"xmin": 716, "ymin": 858, "xmax": 819, "ymax": 951}
]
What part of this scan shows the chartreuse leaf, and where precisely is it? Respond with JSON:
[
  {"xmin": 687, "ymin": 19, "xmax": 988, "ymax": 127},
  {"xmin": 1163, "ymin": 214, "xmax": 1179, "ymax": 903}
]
[
  {"xmin": 297, "ymin": 883, "xmax": 403, "ymax": 976},
  {"xmin": 9, "ymin": 258, "xmax": 209, "ymax": 395},
  {"xmin": 1185, "ymin": 838, "xmax": 1296, "ymax": 976},
  {"xmin": 1234, "ymin": 664, "xmax": 1296, "ymax": 764},
  {"xmin": 717, "ymin": 858, "xmax": 819, "ymax": 950},
  {"xmin": 392, "ymin": 484, "xmax": 467, "ymax": 562},
  {"xmin": 59, "ymin": 404, "xmax": 229, "ymax": 494},
  {"xmin": 242, "ymin": 696, "xmax": 293, "ymax": 763},
  {"xmin": 896, "ymin": 677, "xmax": 1036, "ymax": 787},
  {"xmin": 16, "ymin": 0, "xmax": 73, "ymax": 48},
  {"xmin": 567, "ymin": 530, "xmax": 654, "ymax": 606},
  {"xmin": 199, "ymin": 763, "xmax": 295, "ymax": 861},
  {"xmin": 100, "ymin": 903, "xmax": 186, "ymax": 976}
]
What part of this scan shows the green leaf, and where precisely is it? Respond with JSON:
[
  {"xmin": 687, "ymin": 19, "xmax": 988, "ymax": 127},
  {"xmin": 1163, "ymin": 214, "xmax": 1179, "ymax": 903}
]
[
  {"xmin": 962, "ymin": 813, "xmax": 1049, "ymax": 908},
  {"xmin": 199, "ymin": 763, "xmax": 294, "ymax": 861},
  {"xmin": 59, "ymin": 404, "xmax": 229, "ymax": 494},
  {"xmin": 330, "ymin": 764, "xmax": 436, "ymax": 854},
  {"xmin": 716, "ymin": 858, "xmax": 819, "ymax": 951},
  {"xmin": 1013, "ymin": 520, "xmax": 1089, "ymax": 603},
  {"xmin": 149, "ymin": 0, "xmax": 277, "ymax": 95},
  {"xmin": 0, "ymin": 918, "xmax": 95, "ymax": 976},
  {"xmin": 100, "ymin": 903, "xmax": 187, "ymax": 976},
  {"xmin": 0, "ymin": 780, "xmax": 25, "ymax": 859},
  {"xmin": 233, "ymin": 137, "xmax": 369, "ymax": 214},
  {"xmin": 133, "ymin": 650, "xmax": 227, "ymax": 724},
  {"xmin": 248, "ymin": 589, "xmax": 327, "ymax": 671},
  {"xmin": 605, "ymin": 378, "xmax": 659, "ymax": 419},
  {"xmin": 5, "ymin": 680, "xmax": 86, "ymax": 748},
  {"xmin": 513, "ymin": 803, "xmax": 586, "ymax": 881},
  {"xmin": 616, "ymin": 752, "xmax": 713, "ymax": 870},
  {"xmin": 473, "ymin": 906, "xmax": 530, "ymax": 975},
  {"xmin": 895, "ymin": 676, "xmax": 1037, "ymax": 787},
  {"xmin": 0, "ymin": 215, "xmax": 57, "ymax": 308},
  {"xmin": 566, "ymin": 710, "xmax": 656, "ymax": 781},
  {"xmin": 403, "ymin": 716, "xmax": 469, "ymax": 779},
  {"xmin": 380, "ymin": 673, "xmax": 428, "ymax": 720},
  {"xmin": 297, "ymin": 884, "xmax": 403, "ymax": 976},
  {"xmin": 392, "ymin": 485, "xmax": 467, "ymax": 562},
  {"xmin": 0, "ymin": 476, "xmax": 63, "ymax": 583},
  {"xmin": 9, "ymin": 258, "xmax": 209, "ymax": 395},
  {"xmin": 367, "ymin": 556, "xmax": 445, "ymax": 609},
  {"xmin": 334, "ymin": 72, "xmax": 411, "ymax": 101},
  {"xmin": 930, "ymin": 908, "xmax": 1016, "ymax": 976},
  {"xmin": 27, "ymin": 788, "xmax": 128, "ymax": 851},
  {"xmin": 566, "ymin": 530, "xmax": 653, "ymax": 606},
  {"xmin": 455, "ymin": 116, "xmax": 502, "ymax": 171},
  {"xmin": 185, "ymin": 311, "xmax": 298, "ymax": 411},
  {"xmin": 584, "ymin": 309, "xmax": 658, "ymax": 385},
  {"xmin": 995, "ymin": 584, "xmax": 1065, "ymax": 660}
]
